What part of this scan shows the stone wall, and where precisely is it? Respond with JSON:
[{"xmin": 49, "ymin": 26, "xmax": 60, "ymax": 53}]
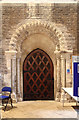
[
  {"xmin": 2, "ymin": 3, "xmax": 77, "ymax": 51},
  {"xmin": 1, "ymin": 3, "xmax": 78, "ymax": 102}
]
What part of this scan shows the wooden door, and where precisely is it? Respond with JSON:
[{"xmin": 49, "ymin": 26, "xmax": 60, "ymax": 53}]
[{"xmin": 23, "ymin": 48, "xmax": 54, "ymax": 100}]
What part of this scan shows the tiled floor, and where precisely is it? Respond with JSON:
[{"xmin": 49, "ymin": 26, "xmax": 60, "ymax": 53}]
[{"xmin": 1, "ymin": 101, "xmax": 78, "ymax": 119}]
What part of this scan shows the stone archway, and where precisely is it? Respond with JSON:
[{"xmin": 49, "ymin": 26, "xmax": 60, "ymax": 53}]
[
  {"xmin": 9, "ymin": 19, "xmax": 75, "ymax": 52},
  {"xmin": 5, "ymin": 19, "xmax": 75, "ymax": 102}
]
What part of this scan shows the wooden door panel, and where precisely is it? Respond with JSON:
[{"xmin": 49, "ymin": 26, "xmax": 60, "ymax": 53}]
[{"xmin": 23, "ymin": 48, "xmax": 54, "ymax": 100}]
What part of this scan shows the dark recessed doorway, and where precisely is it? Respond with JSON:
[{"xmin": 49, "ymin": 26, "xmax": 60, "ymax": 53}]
[{"xmin": 23, "ymin": 48, "xmax": 54, "ymax": 100}]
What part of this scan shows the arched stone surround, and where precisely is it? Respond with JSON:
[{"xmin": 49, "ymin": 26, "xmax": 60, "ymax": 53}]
[
  {"xmin": 9, "ymin": 19, "xmax": 75, "ymax": 52},
  {"xmin": 5, "ymin": 19, "xmax": 75, "ymax": 102},
  {"xmin": 20, "ymin": 33, "xmax": 56, "ymax": 100}
]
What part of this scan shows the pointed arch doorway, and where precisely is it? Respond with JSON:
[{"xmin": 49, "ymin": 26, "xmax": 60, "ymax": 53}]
[{"xmin": 23, "ymin": 48, "xmax": 54, "ymax": 100}]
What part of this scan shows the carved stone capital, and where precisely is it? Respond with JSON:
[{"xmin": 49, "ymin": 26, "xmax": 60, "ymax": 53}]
[
  {"xmin": 16, "ymin": 52, "xmax": 22, "ymax": 59},
  {"xmin": 5, "ymin": 50, "xmax": 17, "ymax": 59}
]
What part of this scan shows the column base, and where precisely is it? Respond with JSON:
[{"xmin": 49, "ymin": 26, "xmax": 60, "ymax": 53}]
[
  {"xmin": 17, "ymin": 93, "xmax": 22, "ymax": 102},
  {"xmin": 55, "ymin": 92, "xmax": 61, "ymax": 102},
  {"xmin": 60, "ymin": 91, "xmax": 67, "ymax": 102},
  {"xmin": 12, "ymin": 92, "xmax": 17, "ymax": 103}
]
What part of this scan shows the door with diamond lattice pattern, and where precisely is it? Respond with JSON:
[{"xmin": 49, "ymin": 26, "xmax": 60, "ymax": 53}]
[{"xmin": 23, "ymin": 48, "xmax": 54, "ymax": 100}]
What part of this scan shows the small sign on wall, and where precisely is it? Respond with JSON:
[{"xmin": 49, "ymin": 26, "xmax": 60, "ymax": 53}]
[{"xmin": 67, "ymin": 69, "xmax": 70, "ymax": 74}]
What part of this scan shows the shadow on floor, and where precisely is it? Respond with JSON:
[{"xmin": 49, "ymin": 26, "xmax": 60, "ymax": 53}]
[
  {"xmin": 72, "ymin": 106, "xmax": 79, "ymax": 115},
  {"xmin": 73, "ymin": 106, "xmax": 79, "ymax": 109},
  {"xmin": 2, "ymin": 105, "xmax": 17, "ymax": 111}
]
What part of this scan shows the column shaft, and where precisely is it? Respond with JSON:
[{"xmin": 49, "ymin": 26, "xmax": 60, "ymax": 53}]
[
  {"xmin": 5, "ymin": 58, "xmax": 11, "ymax": 86},
  {"xmin": 54, "ymin": 61, "xmax": 57, "ymax": 99},
  {"xmin": 17, "ymin": 58, "xmax": 21, "ymax": 94},
  {"xmin": 61, "ymin": 57, "xmax": 66, "ymax": 101},
  {"xmin": 57, "ymin": 57, "xmax": 61, "ymax": 91},
  {"xmin": 56, "ymin": 57, "xmax": 61, "ymax": 101},
  {"xmin": 11, "ymin": 58, "xmax": 16, "ymax": 95},
  {"xmin": 61, "ymin": 57, "xmax": 66, "ymax": 87}
]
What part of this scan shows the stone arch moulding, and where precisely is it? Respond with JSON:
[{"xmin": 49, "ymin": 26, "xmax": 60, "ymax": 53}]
[
  {"xmin": 9, "ymin": 19, "xmax": 75, "ymax": 53},
  {"xmin": 6, "ymin": 19, "xmax": 76, "ymax": 102}
]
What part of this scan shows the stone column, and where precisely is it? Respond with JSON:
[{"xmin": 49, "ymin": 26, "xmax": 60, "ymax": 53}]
[
  {"xmin": 61, "ymin": 55, "xmax": 66, "ymax": 87},
  {"xmin": 16, "ymin": 58, "xmax": 22, "ymax": 101},
  {"xmin": 54, "ymin": 60, "xmax": 57, "ymax": 99},
  {"xmin": 56, "ymin": 57, "xmax": 61, "ymax": 101},
  {"xmin": 65, "ymin": 52, "xmax": 73, "ymax": 102},
  {"xmin": 61, "ymin": 54, "xmax": 66, "ymax": 101},
  {"xmin": 5, "ymin": 52, "xmax": 12, "ymax": 87},
  {"xmin": 17, "ymin": 58, "xmax": 20, "ymax": 94},
  {"xmin": 11, "ymin": 56, "xmax": 17, "ymax": 102},
  {"xmin": 5, "ymin": 50, "xmax": 17, "ymax": 102}
]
